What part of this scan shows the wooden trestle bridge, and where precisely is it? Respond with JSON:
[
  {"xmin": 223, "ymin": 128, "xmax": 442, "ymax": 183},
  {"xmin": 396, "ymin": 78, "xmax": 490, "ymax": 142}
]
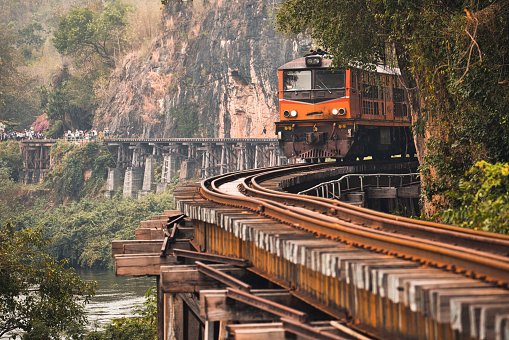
[
  {"xmin": 18, "ymin": 138, "xmax": 285, "ymax": 197},
  {"xmin": 112, "ymin": 160, "xmax": 509, "ymax": 340}
]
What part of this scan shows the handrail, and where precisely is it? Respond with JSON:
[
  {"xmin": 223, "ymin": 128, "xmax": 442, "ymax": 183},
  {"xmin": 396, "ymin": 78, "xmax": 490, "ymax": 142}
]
[{"xmin": 298, "ymin": 172, "xmax": 419, "ymax": 199}]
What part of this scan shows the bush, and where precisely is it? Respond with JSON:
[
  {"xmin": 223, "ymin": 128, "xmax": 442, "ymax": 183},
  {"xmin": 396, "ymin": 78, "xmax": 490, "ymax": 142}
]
[
  {"xmin": 0, "ymin": 140, "xmax": 23, "ymax": 181},
  {"xmin": 45, "ymin": 141, "xmax": 115, "ymax": 202},
  {"xmin": 440, "ymin": 161, "xmax": 509, "ymax": 234},
  {"xmin": 11, "ymin": 189, "xmax": 175, "ymax": 269}
]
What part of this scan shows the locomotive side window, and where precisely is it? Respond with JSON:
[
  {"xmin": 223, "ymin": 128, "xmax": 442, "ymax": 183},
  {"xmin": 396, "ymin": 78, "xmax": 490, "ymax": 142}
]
[
  {"xmin": 314, "ymin": 70, "xmax": 345, "ymax": 90},
  {"xmin": 283, "ymin": 70, "xmax": 312, "ymax": 91}
]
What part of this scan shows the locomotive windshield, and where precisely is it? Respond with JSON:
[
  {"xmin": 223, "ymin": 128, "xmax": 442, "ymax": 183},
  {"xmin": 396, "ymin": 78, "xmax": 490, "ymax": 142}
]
[
  {"xmin": 283, "ymin": 70, "xmax": 312, "ymax": 91},
  {"xmin": 314, "ymin": 69, "xmax": 345, "ymax": 90},
  {"xmin": 283, "ymin": 69, "xmax": 345, "ymax": 91}
]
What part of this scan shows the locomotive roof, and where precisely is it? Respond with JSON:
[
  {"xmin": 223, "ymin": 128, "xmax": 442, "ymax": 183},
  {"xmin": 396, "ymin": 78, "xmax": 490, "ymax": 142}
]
[{"xmin": 279, "ymin": 55, "xmax": 401, "ymax": 75}]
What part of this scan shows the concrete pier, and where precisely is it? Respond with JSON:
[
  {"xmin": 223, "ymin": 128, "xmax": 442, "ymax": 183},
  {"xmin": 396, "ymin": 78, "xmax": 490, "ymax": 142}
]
[
  {"xmin": 123, "ymin": 167, "xmax": 144, "ymax": 198},
  {"xmin": 20, "ymin": 138, "xmax": 285, "ymax": 198}
]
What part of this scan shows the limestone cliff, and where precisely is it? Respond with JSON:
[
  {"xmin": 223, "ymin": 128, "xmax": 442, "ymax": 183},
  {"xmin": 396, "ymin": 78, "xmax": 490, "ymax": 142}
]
[{"xmin": 94, "ymin": 0, "xmax": 311, "ymax": 138}]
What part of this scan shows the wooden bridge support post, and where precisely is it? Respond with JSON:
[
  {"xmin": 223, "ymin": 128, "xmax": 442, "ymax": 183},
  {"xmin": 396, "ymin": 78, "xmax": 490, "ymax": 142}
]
[
  {"xmin": 157, "ymin": 276, "xmax": 164, "ymax": 340},
  {"xmin": 220, "ymin": 144, "xmax": 226, "ymax": 175},
  {"xmin": 237, "ymin": 143, "xmax": 246, "ymax": 171},
  {"xmin": 254, "ymin": 144, "xmax": 260, "ymax": 169},
  {"xmin": 202, "ymin": 143, "xmax": 212, "ymax": 179}
]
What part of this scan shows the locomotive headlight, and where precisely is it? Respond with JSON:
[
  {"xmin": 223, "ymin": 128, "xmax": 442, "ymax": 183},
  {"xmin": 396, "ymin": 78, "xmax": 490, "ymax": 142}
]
[
  {"xmin": 283, "ymin": 110, "xmax": 291, "ymax": 118},
  {"xmin": 290, "ymin": 110, "xmax": 298, "ymax": 117},
  {"xmin": 332, "ymin": 108, "xmax": 346, "ymax": 116},
  {"xmin": 305, "ymin": 56, "xmax": 322, "ymax": 67}
]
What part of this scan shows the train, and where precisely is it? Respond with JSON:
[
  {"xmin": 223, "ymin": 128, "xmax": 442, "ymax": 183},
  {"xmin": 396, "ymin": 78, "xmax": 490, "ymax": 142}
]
[{"xmin": 275, "ymin": 51, "xmax": 416, "ymax": 161}]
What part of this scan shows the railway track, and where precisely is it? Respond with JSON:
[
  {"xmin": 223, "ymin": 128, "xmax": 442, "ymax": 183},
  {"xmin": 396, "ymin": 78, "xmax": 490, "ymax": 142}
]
[
  {"xmin": 174, "ymin": 161, "xmax": 509, "ymax": 339},
  {"xmin": 202, "ymin": 162, "xmax": 509, "ymax": 285}
]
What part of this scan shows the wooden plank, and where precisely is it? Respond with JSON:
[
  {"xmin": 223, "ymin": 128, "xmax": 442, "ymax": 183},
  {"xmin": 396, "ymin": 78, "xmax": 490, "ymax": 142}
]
[
  {"xmin": 140, "ymin": 220, "xmax": 166, "ymax": 229},
  {"xmin": 135, "ymin": 228, "xmax": 164, "ymax": 240},
  {"xmin": 160, "ymin": 264, "xmax": 248, "ymax": 293},
  {"xmin": 200, "ymin": 289, "xmax": 291, "ymax": 321},
  {"xmin": 112, "ymin": 239, "xmax": 191, "ymax": 256},
  {"xmin": 397, "ymin": 185, "xmax": 420, "ymax": 198},
  {"xmin": 227, "ymin": 323, "xmax": 286, "ymax": 340},
  {"xmin": 151, "ymin": 215, "xmax": 171, "ymax": 220},
  {"xmin": 164, "ymin": 210, "xmax": 183, "ymax": 216},
  {"xmin": 366, "ymin": 187, "xmax": 397, "ymax": 199},
  {"xmin": 114, "ymin": 254, "xmax": 179, "ymax": 276},
  {"xmin": 112, "ymin": 240, "xmax": 162, "ymax": 256}
]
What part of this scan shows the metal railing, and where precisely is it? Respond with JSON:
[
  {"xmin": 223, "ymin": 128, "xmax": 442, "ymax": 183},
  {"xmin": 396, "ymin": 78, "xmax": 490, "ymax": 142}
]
[{"xmin": 297, "ymin": 173, "xmax": 419, "ymax": 199}]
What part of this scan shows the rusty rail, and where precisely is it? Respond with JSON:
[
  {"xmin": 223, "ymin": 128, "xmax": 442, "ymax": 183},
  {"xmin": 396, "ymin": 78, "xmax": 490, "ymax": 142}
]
[{"xmin": 199, "ymin": 163, "xmax": 509, "ymax": 285}]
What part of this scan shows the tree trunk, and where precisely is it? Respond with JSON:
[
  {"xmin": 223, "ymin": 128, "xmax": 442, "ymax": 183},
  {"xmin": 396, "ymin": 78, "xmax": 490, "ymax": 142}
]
[{"xmin": 395, "ymin": 46, "xmax": 432, "ymax": 214}]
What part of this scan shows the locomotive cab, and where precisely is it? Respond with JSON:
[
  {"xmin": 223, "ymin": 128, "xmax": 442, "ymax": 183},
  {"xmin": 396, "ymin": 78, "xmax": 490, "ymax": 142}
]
[{"xmin": 275, "ymin": 52, "xmax": 415, "ymax": 161}]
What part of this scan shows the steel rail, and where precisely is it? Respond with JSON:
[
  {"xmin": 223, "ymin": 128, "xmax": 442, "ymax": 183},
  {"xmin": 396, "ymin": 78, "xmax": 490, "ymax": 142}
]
[
  {"xmin": 200, "ymin": 164, "xmax": 509, "ymax": 285},
  {"xmin": 247, "ymin": 168, "xmax": 509, "ymax": 257}
]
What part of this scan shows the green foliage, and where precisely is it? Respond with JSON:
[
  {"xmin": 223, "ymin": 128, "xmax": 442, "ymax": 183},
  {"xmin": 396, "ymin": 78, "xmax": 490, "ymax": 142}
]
[
  {"xmin": 45, "ymin": 142, "xmax": 114, "ymax": 201},
  {"xmin": 44, "ymin": 66, "xmax": 97, "ymax": 135},
  {"xmin": 53, "ymin": 1, "xmax": 133, "ymax": 68},
  {"xmin": 276, "ymin": 1, "xmax": 509, "ymax": 216},
  {"xmin": 11, "ymin": 188, "xmax": 175, "ymax": 269},
  {"xmin": 0, "ymin": 140, "xmax": 23, "ymax": 181},
  {"xmin": 16, "ymin": 21, "xmax": 46, "ymax": 59},
  {"xmin": 0, "ymin": 25, "xmax": 40, "ymax": 127},
  {"xmin": 440, "ymin": 162, "xmax": 509, "ymax": 234},
  {"xmin": 0, "ymin": 171, "xmax": 26, "ymax": 227},
  {"xmin": 85, "ymin": 286, "xmax": 157, "ymax": 340},
  {"xmin": 0, "ymin": 141, "xmax": 29, "ymax": 224},
  {"xmin": 0, "ymin": 223, "xmax": 96, "ymax": 339},
  {"xmin": 169, "ymin": 103, "xmax": 199, "ymax": 137}
]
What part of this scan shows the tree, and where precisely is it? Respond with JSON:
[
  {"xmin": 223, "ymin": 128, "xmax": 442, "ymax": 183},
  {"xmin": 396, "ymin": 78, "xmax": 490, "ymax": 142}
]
[
  {"xmin": 0, "ymin": 223, "xmax": 96, "ymax": 339},
  {"xmin": 31, "ymin": 113, "xmax": 50, "ymax": 134},
  {"xmin": 45, "ymin": 71, "xmax": 96, "ymax": 137},
  {"xmin": 53, "ymin": 1, "xmax": 132, "ymax": 68},
  {"xmin": 0, "ymin": 140, "xmax": 22, "ymax": 181},
  {"xmin": 276, "ymin": 1, "xmax": 509, "ymax": 215},
  {"xmin": 16, "ymin": 21, "xmax": 46, "ymax": 60},
  {"xmin": 0, "ymin": 25, "xmax": 40, "ymax": 127}
]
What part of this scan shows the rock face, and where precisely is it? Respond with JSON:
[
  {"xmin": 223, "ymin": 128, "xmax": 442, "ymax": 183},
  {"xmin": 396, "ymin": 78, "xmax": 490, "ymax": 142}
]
[{"xmin": 94, "ymin": 0, "xmax": 311, "ymax": 138}]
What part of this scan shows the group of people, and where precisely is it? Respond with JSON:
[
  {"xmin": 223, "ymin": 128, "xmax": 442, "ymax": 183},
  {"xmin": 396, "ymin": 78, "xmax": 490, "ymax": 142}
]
[
  {"xmin": 64, "ymin": 128, "xmax": 110, "ymax": 140},
  {"xmin": 0, "ymin": 128, "xmax": 110, "ymax": 142},
  {"xmin": 0, "ymin": 129, "xmax": 45, "ymax": 141}
]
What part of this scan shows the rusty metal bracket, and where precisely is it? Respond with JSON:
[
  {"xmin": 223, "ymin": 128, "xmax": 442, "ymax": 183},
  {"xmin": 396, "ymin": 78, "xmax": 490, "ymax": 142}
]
[
  {"xmin": 173, "ymin": 249, "xmax": 250, "ymax": 267},
  {"xmin": 196, "ymin": 261, "xmax": 251, "ymax": 292},
  {"xmin": 160, "ymin": 214, "xmax": 186, "ymax": 257},
  {"xmin": 163, "ymin": 214, "xmax": 186, "ymax": 237},
  {"xmin": 281, "ymin": 318, "xmax": 349, "ymax": 340},
  {"xmin": 226, "ymin": 287, "xmax": 308, "ymax": 323}
]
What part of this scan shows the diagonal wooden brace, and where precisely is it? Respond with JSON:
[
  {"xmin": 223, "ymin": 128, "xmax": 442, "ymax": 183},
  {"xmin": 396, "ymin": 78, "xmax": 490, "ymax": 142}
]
[
  {"xmin": 196, "ymin": 261, "xmax": 252, "ymax": 292},
  {"xmin": 173, "ymin": 249, "xmax": 250, "ymax": 267}
]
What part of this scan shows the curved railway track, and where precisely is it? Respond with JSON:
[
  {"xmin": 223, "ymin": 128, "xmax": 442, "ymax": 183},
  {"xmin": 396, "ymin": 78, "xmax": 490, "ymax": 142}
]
[{"xmin": 200, "ymin": 162, "xmax": 509, "ymax": 287}]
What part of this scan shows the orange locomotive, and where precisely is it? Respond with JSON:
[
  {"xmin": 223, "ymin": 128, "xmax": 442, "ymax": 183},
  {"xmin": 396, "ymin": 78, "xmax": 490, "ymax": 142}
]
[{"xmin": 275, "ymin": 52, "xmax": 415, "ymax": 161}]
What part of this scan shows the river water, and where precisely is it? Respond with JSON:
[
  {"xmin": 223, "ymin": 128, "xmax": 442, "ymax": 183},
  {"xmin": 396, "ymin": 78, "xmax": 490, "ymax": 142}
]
[
  {"xmin": 77, "ymin": 269, "xmax": 155, "ymax": 331},
  {"xmin": 1, "ymin": 269, "xmax": 153, "ymax": 339}
]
